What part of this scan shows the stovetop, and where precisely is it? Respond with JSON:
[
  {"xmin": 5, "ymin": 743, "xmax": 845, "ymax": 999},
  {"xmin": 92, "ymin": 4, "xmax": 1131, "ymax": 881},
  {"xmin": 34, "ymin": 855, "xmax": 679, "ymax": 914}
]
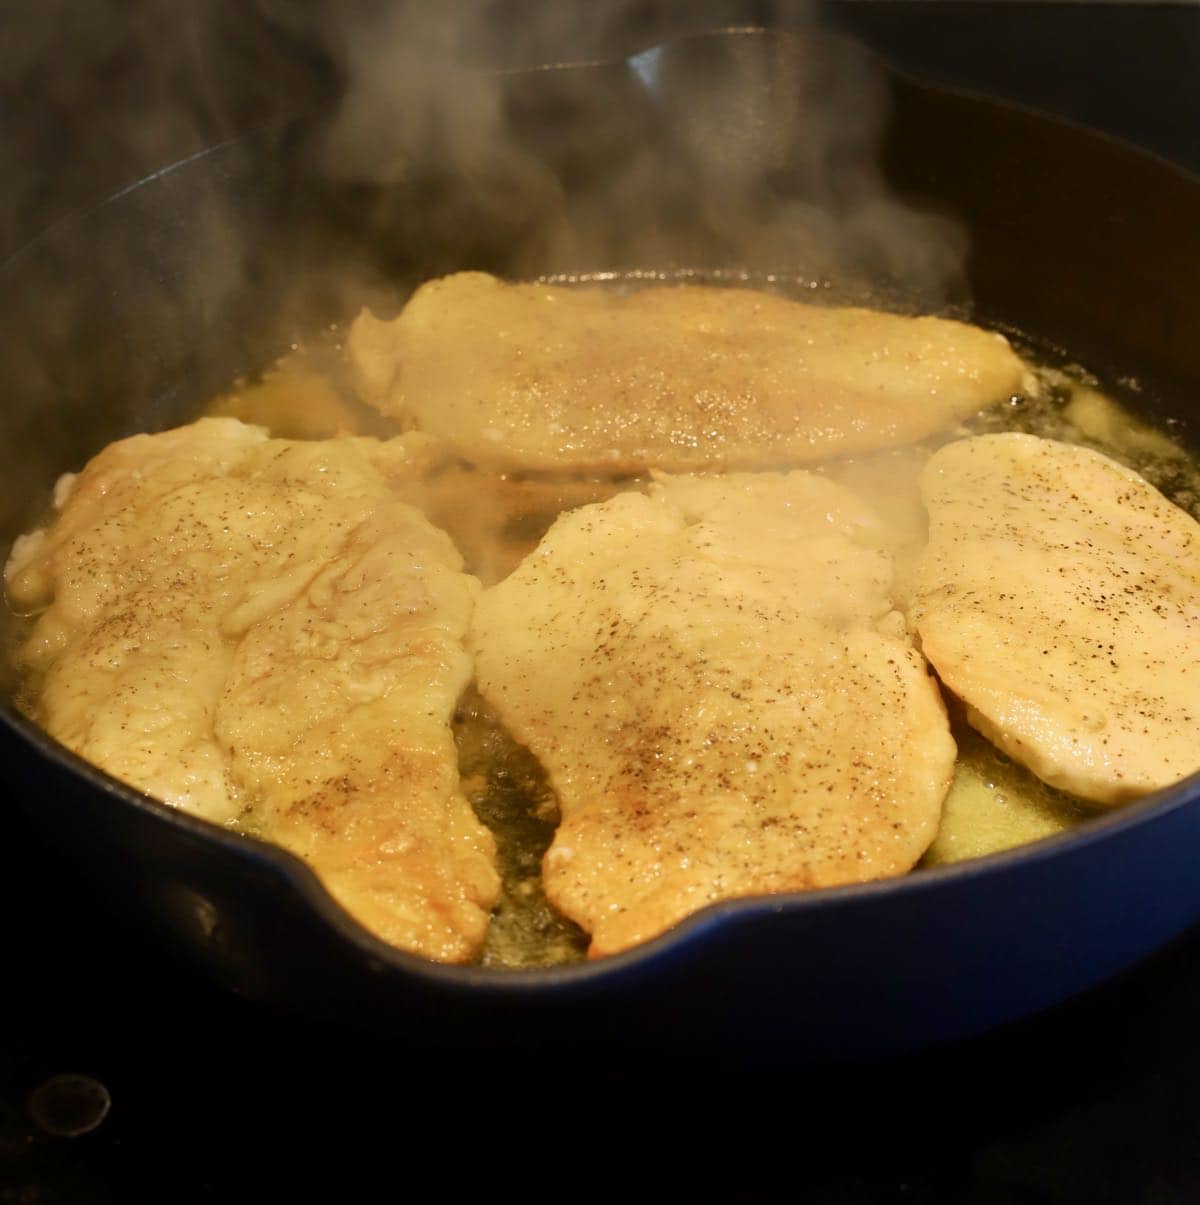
[
  {"xmin": 4, "ymin": 4, "xmax": 1200, "ymax": 1200},
  {"xmin": 7, "ymin": 788, "xmax": 1200, "ymax": 1199}
]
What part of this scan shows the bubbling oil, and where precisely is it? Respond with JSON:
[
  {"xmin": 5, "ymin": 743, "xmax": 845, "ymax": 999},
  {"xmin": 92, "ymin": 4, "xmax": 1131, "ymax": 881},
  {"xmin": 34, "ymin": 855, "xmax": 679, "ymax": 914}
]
[
  {"xmin": 8, "ymin": 273, "xmax": 1198, "ymax": 967},
  {"xmin": 198, "ymin": 280, "xmax": 1200, "ymax": 967}
]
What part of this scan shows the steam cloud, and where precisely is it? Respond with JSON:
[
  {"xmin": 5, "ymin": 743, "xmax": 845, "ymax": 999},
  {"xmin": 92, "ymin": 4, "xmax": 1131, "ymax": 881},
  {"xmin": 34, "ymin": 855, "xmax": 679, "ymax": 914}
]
[
  {"xmin": 0, "ymin": 2, "xmax": 972, "ymax": 546},
  {"xmin": 318, "ymin": 0, "xmax": 968, "ymax": 310}
]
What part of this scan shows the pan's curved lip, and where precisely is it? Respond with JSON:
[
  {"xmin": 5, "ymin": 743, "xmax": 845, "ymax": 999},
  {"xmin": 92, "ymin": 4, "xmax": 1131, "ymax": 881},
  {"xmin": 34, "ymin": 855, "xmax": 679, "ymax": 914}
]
[
  {"xmin": 0, "ymin": 135, "xmax": 264, "ymax": 277},
  {"xmin": 482, "ymin": 22, "xmax": 777, "ymax": 77},
  {"xmin": 492, "ymin": 23, "xmax": 1200, "ymax": 190},
  {"xmin": 5, "ymin": 22, "xmax": 1200, "ymax": 993},
  {"xmin": 771, "ymin": 27, "xmax": 1200, "ymax": 190},
  {"xmin": 6, "ymin": 699, "xmax": 1199, "ymax": 993},
  {"xmin": 875, "ymin": 43, "xmax": 1200, "ymax": 192},
  {"xmin": 5, "ymin": 23, "xmax": 1197, "ymax": 285}
]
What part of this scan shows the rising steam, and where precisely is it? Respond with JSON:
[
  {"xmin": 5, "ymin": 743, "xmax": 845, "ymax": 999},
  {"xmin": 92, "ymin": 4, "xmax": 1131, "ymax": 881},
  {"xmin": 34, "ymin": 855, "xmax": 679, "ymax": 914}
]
[{"xmin": 318, "ymin": 3, "xmax": 968, "ymax": 309}]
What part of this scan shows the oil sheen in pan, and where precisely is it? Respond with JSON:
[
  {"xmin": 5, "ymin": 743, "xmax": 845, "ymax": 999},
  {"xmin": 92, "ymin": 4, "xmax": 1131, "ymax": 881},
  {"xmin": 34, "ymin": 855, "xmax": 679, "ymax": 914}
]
[{"xmin": 11, "ymin": 271, "xmax": 1200, "ymax": 968}]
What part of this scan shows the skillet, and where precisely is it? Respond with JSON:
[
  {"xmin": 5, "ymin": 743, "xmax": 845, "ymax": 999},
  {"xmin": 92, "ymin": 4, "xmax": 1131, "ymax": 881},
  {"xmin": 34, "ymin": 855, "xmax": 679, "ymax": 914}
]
[{"xmin": 2, "ymin": 28, "xmax": 1200, "ymax": 1059}]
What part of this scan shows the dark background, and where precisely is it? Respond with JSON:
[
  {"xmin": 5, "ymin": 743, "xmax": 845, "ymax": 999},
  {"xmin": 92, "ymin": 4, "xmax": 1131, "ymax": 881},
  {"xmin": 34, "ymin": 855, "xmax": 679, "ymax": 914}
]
[{"xmin": 4, "ymin": 3, "xmax": 1200, "ymax": 1200}]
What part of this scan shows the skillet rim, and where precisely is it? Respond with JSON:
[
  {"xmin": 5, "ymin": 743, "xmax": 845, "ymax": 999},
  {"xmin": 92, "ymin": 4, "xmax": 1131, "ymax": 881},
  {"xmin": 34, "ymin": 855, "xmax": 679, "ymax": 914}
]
[
  {"xmin": 6, "ymin": 698, "xmax": 1200, "ymax": 990},
  {"xmin": 4, "ymin": 24, "xmax": 1200, "ymax": 991}
]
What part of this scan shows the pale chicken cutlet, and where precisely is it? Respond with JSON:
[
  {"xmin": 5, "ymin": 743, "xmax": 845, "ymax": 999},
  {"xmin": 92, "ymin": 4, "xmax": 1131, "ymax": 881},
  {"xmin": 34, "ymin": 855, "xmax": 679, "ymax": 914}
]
[
  {"xmin": 471, "ymin": 472, "xmax": 956, "ymax": 957},
  {"xmin": 14, "ymin": 271, "xmax": 1199, "ymax": 968},
  {"xmin": 909, "ymin": 432, "xmax": 1200, "ymax": 804},
  {"xmin": 5, "ymin": 418, "xmax": 500, "ymax": 963},
  {"xmin": 348, "ymin": 271, "xmax": 1028, "ymax": 473}
]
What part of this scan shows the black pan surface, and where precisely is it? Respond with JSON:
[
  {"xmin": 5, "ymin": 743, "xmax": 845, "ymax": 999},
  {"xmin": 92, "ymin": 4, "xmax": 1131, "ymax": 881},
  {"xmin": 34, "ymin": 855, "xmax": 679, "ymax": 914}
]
[{"xmin": 3, "ymin": 28, "xmax": 1200, "ymax": 1059}]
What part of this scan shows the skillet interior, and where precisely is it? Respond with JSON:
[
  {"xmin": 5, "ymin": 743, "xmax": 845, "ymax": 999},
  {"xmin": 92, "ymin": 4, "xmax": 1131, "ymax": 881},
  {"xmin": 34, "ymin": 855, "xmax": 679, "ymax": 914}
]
[{"xmin": 3, "ymin": 28, "xmax": 1200, "ymax": 1057}]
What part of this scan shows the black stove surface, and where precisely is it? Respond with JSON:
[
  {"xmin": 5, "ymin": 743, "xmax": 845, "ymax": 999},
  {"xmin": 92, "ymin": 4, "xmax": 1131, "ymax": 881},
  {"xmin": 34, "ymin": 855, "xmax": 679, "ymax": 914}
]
[
  {"xmin": 7, "ymin": 787, "xmax": 1200, "ymax": 1200},
  {"xmin": 5, "ymin": 4, "xmax": 1200, "ymax": 1200}
]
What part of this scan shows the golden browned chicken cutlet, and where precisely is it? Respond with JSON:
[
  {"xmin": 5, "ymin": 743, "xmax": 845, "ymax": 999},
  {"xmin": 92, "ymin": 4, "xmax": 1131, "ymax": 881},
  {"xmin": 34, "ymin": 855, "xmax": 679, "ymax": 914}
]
[
  {"xmin": 6, "ymin": 418, "xmax": 499, "ymax": 962},
  {"xmin": 910, "ymin": 432, "xmax": 1200, "ymax": 804},
  {"xmin": 471, "ymin": 471, "xmax": 956, "ymax": 957},
  {"xmin": 349, "ymin": 272, "xmax": 1027, "ymax": 473}
]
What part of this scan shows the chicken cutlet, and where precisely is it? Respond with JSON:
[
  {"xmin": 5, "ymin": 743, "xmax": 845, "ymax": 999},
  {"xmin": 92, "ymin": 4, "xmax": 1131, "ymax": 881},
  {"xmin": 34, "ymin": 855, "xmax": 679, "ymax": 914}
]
[
  {"xmin": 5, "ymin": 417, "xmax": 499, "ymax": 963},
  {"xmin": 471, "ymin": 472, "xmax": 956, "ymax": 957},
  {"xmin": 348, "ymin": 272, "xmax": 1027, "ymax": 474},
  {"xmin": 909, "ymin": 432, "xmax": 1200, "ymax": 804}
]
